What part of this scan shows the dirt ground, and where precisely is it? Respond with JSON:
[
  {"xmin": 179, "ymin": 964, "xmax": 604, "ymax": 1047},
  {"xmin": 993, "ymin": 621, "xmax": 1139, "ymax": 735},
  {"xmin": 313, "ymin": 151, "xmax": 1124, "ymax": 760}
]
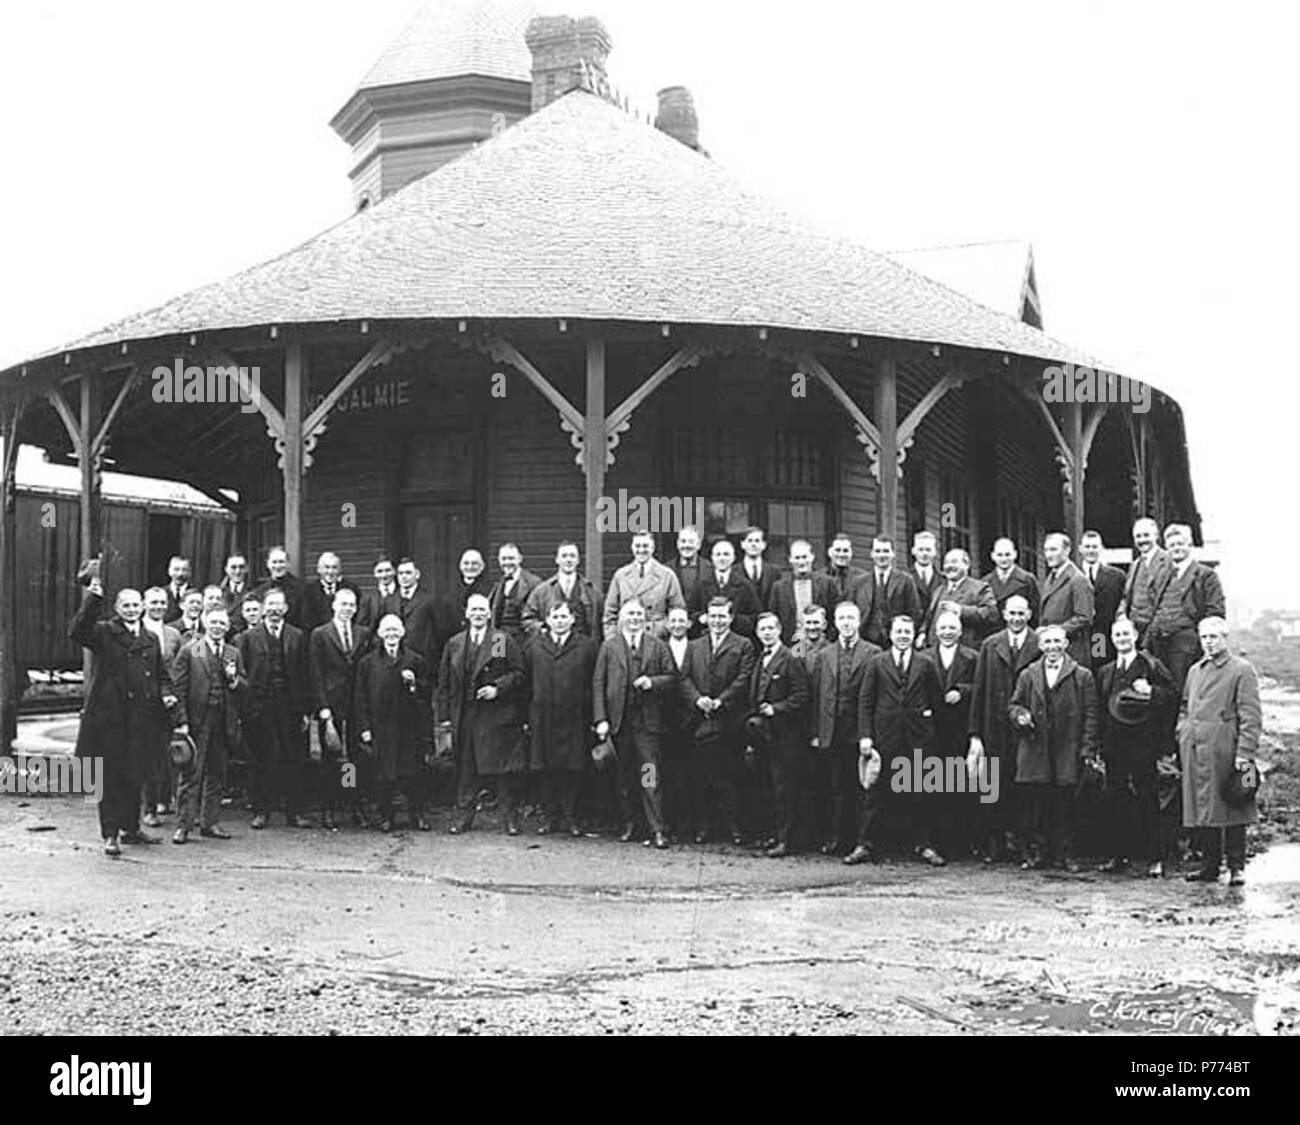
[{"xmin": 1, "ymin": 786, "xmax": 1297, "ymax": 1036}]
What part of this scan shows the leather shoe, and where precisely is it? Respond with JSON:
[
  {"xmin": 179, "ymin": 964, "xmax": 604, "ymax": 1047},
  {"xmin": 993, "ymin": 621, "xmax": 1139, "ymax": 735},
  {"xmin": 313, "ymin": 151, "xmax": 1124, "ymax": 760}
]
[
  {"xmin": 415, "ymin": 816, "xmax": 431, "ymax": 832},
  {"xmin": 449, "ymin": 811, "xmax": 475, "ymax": 835},
  {"xmin": 653, "ymin": 832, "xmax": 669, "ymax": 850},
  {"xmin": 1021, "ymin": 855, "xmax": 1046, "ymax": 871},
  {"xmin": 506, "ymin": 818, "xmax": 520, "ymax": 837},
  {"xmin": 1063, "ymin": 858, "xmax": 1082, "ymax": 874},
  {"xmin": 917, "ymin": 845, "xmax": 946, "ymax": 868},
  {"xmin": 1228, "ymin": 869, "xmax": 1246, "ymax": 887},
  {"xmin": 765, "ymin": 843, "xmax": 788, "ymax": 859},
  {"xmin": 250, "ymin": 814, "xmax": 267, "ymax": 830},
  {"xmin": 103, "ymin": 836, "xmax": 121, "ymax": 857},
  {"xmin": 819, "ymin": 839, "xmax": 841, "ymax": 856},
  {"xmin": 618, "ymin": 823, "xmax": 636, "ymax": 843},
  {"xmin": 200, "ymin": 826, "xmax": 232, "ymax": 840},
  {"xmin": 537, "ymin": 819, "xmax": 553, "ymax": 836},
  {"xmin": 692, "ymin": 830, "xmax": 707, "ymax": 845},
  {"xmin": 1096, "ymin": 857, "xmax": 1129, "ymax": 873},
  {"xmin": 378, "ymin": 819, "xmax": 393, "ymax": 834},
  {"xmin": 569, "ymin": 823, "xmax": 584, "ymax": 838},
  {"xmin": 172, "ymin": 828, "xmax": 189, "ymax": 845},
  {"xmin": 287, "ymin": 815, "xmax": 312, "ymax": 829},
  {"xmin": 843, "ymin": 845, "xmax": 873, "ymax": 866},
  {"xmin": 142, "ymin": 812, "xmax": 162, "ymax": 828},
  {"xmin": 1185, "ymin": 867, "xmax": 1220, "ymax": 882},
  {"xmin": 730, "ymin": 832, "xmax": 744, "ymax": 846},
  {"xmin": 321, "ymin": 811, "xmax": 337, "ymax": 832},
  {"xmin": 120, "ymin": 830, "xmax": 161, "ymax": 846},
  {"xmin": 1147, "ymin": 861, "xmax": 1164, "ymax": 878}
]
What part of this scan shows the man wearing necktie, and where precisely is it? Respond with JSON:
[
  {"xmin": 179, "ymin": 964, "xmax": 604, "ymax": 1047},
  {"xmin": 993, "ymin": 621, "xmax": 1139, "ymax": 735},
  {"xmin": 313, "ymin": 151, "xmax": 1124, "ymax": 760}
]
[
  {"xmin": 70, "ymin": 568, "xmax": 179, "ymax": 856},
  {"xmin": 171, "ymin": 608, "xmax": 247, "ymax": 844},
  {"xmin": 1116, "ymin": 517, "xmax": 1171, "ymax": 646},
  {"xmin": 1008, "ymin": 624, "xmax": 1100, "ymax": 871},
  {"xmin": 298, "ymin": 551, "xmax": 360, "ymax": 635},
  {"xmin": 435, "ymin": 593, "xmax": 527, "ymax": 835},
  {"xmin": 1095, "ymin": 618, "xmax": 1175, "ymax": 877},
  {"xmin": 847, "ymin": 615, "xmax": 943, "ymax": 866},
  {"xmin": 523, "ymin": 541, "xmax": 603, "ymax": 642},
  {"xmin": 309, "ymin": 588, "xmax": 372, "ymax": 830},
  {"xmin": 908, "ymin": 531, "xmax": 944, "ymax": 613},
  {"xmin": 163, "ymin": 555, "xmax": 193, "ymax": 624},
  {"xmin": 986, "ymin": 538, "xmax": 1041, "ymax": 626},
  {"xmin": 602, "ymin": 532, "xmax": 686, "ymax": 640},
  {"xmin": 930, "ymin": 610, "xmax": 979, "ymax": 859},
  {"xmin": 968, "ymin": 595, "xmax": 1041, "ymax": 863},
  {"xmin": 862, "ymin": 537, "xmax": 922, "ymax": 648},
  {"xmin": 356, "ymin": 553, "xmax": 400, "ymax": 633},
  {"xmin": 1038, "ymin": 533, "xmax": 1095, "ymax": 667},
  {"xmin": 1145, "ymin": 523, "xmax": 1226, "ymax": 697},
  {"xmin": 666, "ymin": 526, "xmax": 713, "ymax": 638},
  {"xmin": 740, "ymin": 526, "xmax": 781, "ymax": 609},
  {"xmin": 489, "ymin": 543, "xmax": 542, "ymax": 644},
  {"xmin": 746, "ymin": 612, "xmax": 809, "ymax": 857},
  {"xmin": 1080, "ymin": 531, "xmax": 1125, "ymax": 666},
  {"xmin": 219, "ymin": 553, "xmax": 253, "ymax": 636},
  {"xmin": 358, "ymin": 615, "xmax": 434, "ymax": 833},
  {"xmin": 240, "ymin": 588, "xmax": 311, "ymax": 830},
  {"xmin": 818, "ymin": 534, "xmax": 869, "ymax": 614}
]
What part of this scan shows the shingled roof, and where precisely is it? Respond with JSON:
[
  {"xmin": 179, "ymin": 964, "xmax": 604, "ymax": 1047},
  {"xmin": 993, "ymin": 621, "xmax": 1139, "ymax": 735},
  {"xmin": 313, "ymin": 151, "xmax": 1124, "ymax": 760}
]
[
  {"xmin": 25, "ymin": 90, "xmax": 1113, "ymax": 372},
  {"xmin": 357, "ymin": 0, "xmax": 537, "ymax": 90},
  {"xmin": 889, "ymin": 240, "xmax": 1041, "ymax": 326}
]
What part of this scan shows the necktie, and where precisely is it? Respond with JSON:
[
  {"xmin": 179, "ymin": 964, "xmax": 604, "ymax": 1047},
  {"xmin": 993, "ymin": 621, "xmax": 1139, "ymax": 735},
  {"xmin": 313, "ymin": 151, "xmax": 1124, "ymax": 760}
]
[
  {"xmin": 638, "ymin": 563, "xmax": 646, "ymax": 579},
  {"xmin": 342, "ymin": 625, "xmax": 351, "ymax": 652}
]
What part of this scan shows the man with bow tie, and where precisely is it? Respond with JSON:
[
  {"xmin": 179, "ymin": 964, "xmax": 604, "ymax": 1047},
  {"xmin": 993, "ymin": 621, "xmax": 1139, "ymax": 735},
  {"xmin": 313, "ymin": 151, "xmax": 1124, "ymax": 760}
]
[
  {"xmin": 489, "ymin": 543, "xmax": 542, "ymax": 644},
  {"xmin": 436, "ymin": 593, "xmax": 527, "ymax": 835},
  {"xmin": 309, "ymin": 588, "xmax": 372, "ymax": 830},
  {"xmin": 968, "ymin": 595, "xmax": 1041, "ymax": 863},
  {"xmin": 240, "ymin": 587, "xmax": 311, "ymax": 831},
  {"xmin": 1038, "ymin": 533, "xmax": 1096, "ymax": 667},
  {"xmin": 594, "ymin": 599, "xmax": 676, "ymax": 849},
  {"xmin": 747, "ymin": 612, "xmax": 809, "ymax": 857},
  {"xmin": 219, "ymin": 553, "xmax": 253, "ymax": 635},
  {"xmin": 356, "ymin": 553, "xmax": 401, "ymax": 633},
  {"xmin": 524, "ymin": 601, "xmax": 599, "ymax": 836},
  {"xmin": 1080, "ymin": 531, "xmax": 1125, "ymax": 665},
  {"xmin": 847, "ymin": 615, "xmax": 943, "ymax": 866},
  {"xmin": 298, "ymin": 551, "xmax": 360, "ymax": 635},
  {"xmin": 162, "ymin": 555, "xmax": 193, "ymax": 624},
  {"xmin": 1008, "ymin": 623, "xmax": 1100, "ymax": 871},
  {"xmin": 810, "ymin": 602, "xmax": 880, "ymax": 856},
  {"xmin": 523, "ymin": 541, "xmax": 603, "ymax": 642},
  {"xmin": 357, "ymin": 615, "xmax": 434, "ymax": 833},
  {"xmin": 603, "ymin": 532, "xmax": 686, "ymax": 641},
  {"xmin": 680, "ymin": 597, "xmax": 757, "ymax": 844},
  {"xmin": 740, "ymin": 526, "xmax": 781, "ymax": 609},
  {"xmin": 70, "ymin": 570, "xmax": 179, "ymax": 857},
  {"xmin": 1095, "ymin": 618, "xmax": 1175, "ymax": 877},
  {"xmin": 171, "ymin": 608, "xmax": 248, "ymax": 845}
]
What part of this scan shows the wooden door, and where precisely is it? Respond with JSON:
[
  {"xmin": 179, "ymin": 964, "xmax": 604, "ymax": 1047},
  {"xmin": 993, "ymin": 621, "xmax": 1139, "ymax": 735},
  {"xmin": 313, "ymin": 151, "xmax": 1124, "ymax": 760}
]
[{"xmin": 403, "ymin": 503, "xmax": 474, "ymax": 602}]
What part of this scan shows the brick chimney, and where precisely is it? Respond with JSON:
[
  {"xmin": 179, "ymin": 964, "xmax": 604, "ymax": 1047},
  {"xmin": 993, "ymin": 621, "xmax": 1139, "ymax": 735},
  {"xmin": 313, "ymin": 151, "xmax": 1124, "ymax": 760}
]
[
  {"xmin": 524, "ymin": 15, "xmax": 613, "ymax": 112},
  {"xmin": 655, "ymin": 86, "xmax": 702, "ymax": 151}
]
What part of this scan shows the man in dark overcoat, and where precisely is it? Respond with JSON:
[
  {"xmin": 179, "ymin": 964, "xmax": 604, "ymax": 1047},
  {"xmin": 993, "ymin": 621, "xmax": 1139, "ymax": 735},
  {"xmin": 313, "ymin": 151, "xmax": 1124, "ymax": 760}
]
[
  {"xmin": 930, "ymin": 610, "xmax": 979, "ymax": 858},
  {"xmin": 748, "ymin": 612, "xmax": 810, "ymax": 857},
  {"xmin": 70, "ymin": 573, "xmax": 178, "ymax": 856},
  {"xmin": 357, "ymin": 615, "xmax": 434, "ymax": 832},
  {"xmin": 309, "ymin": 588, "xmax": 373, "ymax": 829},
  {"xmin": 968, "ymin": 595, "xmax": 1041, "ymax": 862},
  {"xmin": 436, "ymin": 593, "xmax": 527, "ymax": 835},
  {"xmin": 1008, "ymin": 624, "xmax": 1100, "ymax": 870},
  {"xmin": 524, "ymin": 601, "xmax": 598, "ymax": 835}
]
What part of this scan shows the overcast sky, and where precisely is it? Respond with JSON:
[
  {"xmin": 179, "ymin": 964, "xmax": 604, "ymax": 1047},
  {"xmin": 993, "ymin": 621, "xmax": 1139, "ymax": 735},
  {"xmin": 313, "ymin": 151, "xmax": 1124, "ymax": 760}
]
[{"xmin": 0, "ymin": 1, "xmax": 1294, "ymax": 615}]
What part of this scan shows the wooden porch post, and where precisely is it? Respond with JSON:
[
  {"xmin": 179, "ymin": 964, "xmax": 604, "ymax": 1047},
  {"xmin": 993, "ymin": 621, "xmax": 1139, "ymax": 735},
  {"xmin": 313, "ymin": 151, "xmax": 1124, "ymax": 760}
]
[
  {"xmin": 874, "ymin": 355, "xmax": 899, "ymax": 541},
  {"xmin": 79, "ymin": 375, "xmax": 103, "ymax": 577},
  {"xmin": 1064, "ymin": 398, "xmax": 1084, "ymax": 548},
  {"xmin": 0, "ymin": 396, "xmax": 22, "ymax": 751},
  {"xmin": 282, "ymin": 342, "xmax": 306, "ymax": 574},
  {"xmin": 584, "ymin": 338, "xmax": 607, "ymax": 588}
]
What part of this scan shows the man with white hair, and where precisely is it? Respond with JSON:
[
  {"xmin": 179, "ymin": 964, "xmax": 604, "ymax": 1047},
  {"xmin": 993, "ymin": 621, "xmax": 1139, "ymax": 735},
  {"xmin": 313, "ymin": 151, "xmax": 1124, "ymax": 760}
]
[
  {"xmin": 141, "ymin": 587, "xmax": 184, "ymax": 827},
  {"xmin": 1038, "ymin": 533, "xmax": 1095, "ymax": 666},
  {"xmin": 253, "ymin": 545, "xmax": 303, "ymax": 628},
  {"xmin": 70, "ymin": 567, "xmax": 179, "ymax": 856},
  {"xmin": 1117, "ymin": 517, "xmax": 1170, "ymax": 645},
  {"xmin": 1146, "ymin": 524, "xmax": 1226, "ymax": 696},
  {"xmin": 297, "ymin": 551, "xmax": 360, "ymax": 634},
  {"xmin": 171, "ymin": 607, "xmax": 248, "ymax": 844},
  {"xmin": 1179, "ymin": 617, "xmax": 1260, "ymax": 886}
]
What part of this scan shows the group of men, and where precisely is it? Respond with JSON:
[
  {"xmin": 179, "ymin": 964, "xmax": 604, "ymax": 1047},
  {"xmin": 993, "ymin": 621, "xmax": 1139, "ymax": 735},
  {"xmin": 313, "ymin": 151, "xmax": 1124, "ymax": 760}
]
[{"xmin": 72, "ymin": 516, "xmax": 1261, "ymax": 887}]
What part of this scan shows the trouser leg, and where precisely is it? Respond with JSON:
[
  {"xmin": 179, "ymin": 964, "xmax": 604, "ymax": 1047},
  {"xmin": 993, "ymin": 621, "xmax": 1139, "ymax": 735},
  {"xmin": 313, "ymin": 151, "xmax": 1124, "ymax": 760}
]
[
  {"xmin": 455, "ymin": 737, "xmax": 481, "ymax": 810},
  {"xmin": 199, "ymin": 720, "xmax": 228, "ymax": 831},
  {"xmin": 1225, "ymin": 825, "xmax": 1246, "ymax": 872},
  {"xmin": 1199, "ymin": 826, "xmax": 1223, "ymax": 871},
  {"xmin": 633, "ymin": 723, "xmax": 665, "ymax": 835},
  {"xmin": 769, "ymin": 741, "xmax": 798, "ymax": 847}
]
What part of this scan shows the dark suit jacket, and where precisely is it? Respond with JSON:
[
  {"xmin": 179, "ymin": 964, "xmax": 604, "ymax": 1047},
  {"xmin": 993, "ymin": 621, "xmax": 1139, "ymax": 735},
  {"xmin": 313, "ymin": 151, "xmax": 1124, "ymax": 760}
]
[
  {"xmin": 680, "ymin": 631, "xmax": 757, "ymax": 737},
  {"xmin": 522, "ymin": 573, "xmax": 604, "ymax": 642},
  {"xmin": 740, "ymin": 559, "xmax": 782, "ymax": 609},
  {"xmin": 987, "ymin": 565, "xmax": 1041, "ymax": 625},
  {"xmin": 932, "ymin": 642, "xmax": 978, "ymax": 756},
  {"xmin": 1039, "ymin": 562, "xmax": 1096, "ymax": 665},
  {"xmin": 297, "ymin": 578, "xmax": 361, "ymax": 635},
  {"xmin": 172, "ymin": 638, "xmax": 248, "ymax": 745},
  {"xmin": 394, "ymin": 588, "xmax": 440, "ymax": 666},
  {"xmin": 748, "ymin": 644, "xmax": 809, "ymax": 749},
  {"xmin": 769, "ymin": 572, "xmax": 835, "ymax": 645},
  {"xmin": 820, "ymin": 564, "xmax": 869, "ymax": 610},
  {"xmin": 591, "ymin": 632, "xmax": 678, "ymax": 737},
  {"xmin": 858, "ymin": 649, "xmax": 942, "ymax": 761},
  {"xmin": 162, "ymin": 583, "xmax": 194, "ymax": 625},
  {"xmin": 810, "ymin": 639, "xmax": 880, "ymax": 747},
  {"xmin": 909, "ymin": 565, "xmax": 944, "ymax": 610},
  {"xmin": 238, "ymin": 622, "xmax": 309, "ymax": 720},
  {"xmin": 696, "ymin": 570, "xmax": 762, "ymax": 638},
  {"xmin": 857, "ymin": 568, "xmax": 924, "ymax": 647},
  {"xmin": 669, "ymin": 555, "xmax": 715, "ymax": 626},
  {"xmin": 435, "ymin": 628, "xmax": 526, "ymax": 773},
  {"xmin": 253, "ymin": 573, "xmax": 304, "ymax": 628},
  {"xmin": 489, "ymin": 569, "xmax": 544, "ymax": 634},
  {"xmin": 969, "ymin": 629, "xmax": 1042, "ymax": 763},
  {"xmin": 923, "ymin": 576, "xmax": 999, "ymax": 648},
  {"xmin": 308, "ymin": 620, "xmax": 373, "ymax": 718},
  {"xmin": 356, "ymin": 586, "xmax": 402, "ymax": 633},
  {"xmin": 1096, "ymin": 650, "xmax": 1175, "ymax": 769},
  {"xmin": 219, "ymin": 578, "xmax": 254, "ymax": 635},
  {"xmin": 1084, "ymin": 562, "xmax": 1125, "ymax": 663},
  {"xmin": 1148, "ymin": 561, "xmax": 1226, "ymax": 636}
]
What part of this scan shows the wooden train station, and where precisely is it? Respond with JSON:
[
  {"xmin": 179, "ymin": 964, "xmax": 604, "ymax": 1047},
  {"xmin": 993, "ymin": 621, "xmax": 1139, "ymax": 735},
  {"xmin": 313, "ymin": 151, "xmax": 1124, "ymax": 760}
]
[{"xmin": 0, "ymin": 0, "xmax": 1201, "ymax": 743}]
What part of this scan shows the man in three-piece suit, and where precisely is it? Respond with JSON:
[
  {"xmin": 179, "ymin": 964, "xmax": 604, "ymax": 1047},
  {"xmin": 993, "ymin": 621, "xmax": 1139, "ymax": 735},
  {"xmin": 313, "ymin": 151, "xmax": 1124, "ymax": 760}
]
[
  {"xmin": 1095, "ymin": 618, "xmax": 1175, "ymax": 876},
  {"xmin": 908, "ymin": 531, "xmax": 945, "ymax": 617},
  {"xmin": 436, "ymin": 593, "xmax": 528, "ymax": 835},
  {"xmin": 1080, "ymin": 531, "xmax": 1125, "ymax": 666},
  {"xmin": 1038, "ymin": 533, "xmax": 1095, "ymax": 667},
  {"xmin": 930, "ymin": 610, "xmax": 979, "ymax": 858},
  {"xmin": 847, "ymin": 615, "xmax": 944, "ymax": 867},
  {"xmin": 523, "ymin": 541, "xmax": 603, "ymax": 642},
  {"xmin": 1146, "ymin": 523, "xmax": 1226, "ymax": 696},
  {"xmin": 603, "ymin": 531, "xmax": 686, "ymax": 641},
  {"xmin": 357, "ymin": 615, "xmax": 434, "ymax": 833},
  {"xmin": 666, "ymin": 526, "xmax": 713, "ymax": 639},
  {"xmin": 661, "ymin": 606, "xmax": 695, "ymax": 838},
  {"xmin": 858, "ymin": 537, "xmax": 923, "ymax": 648},
  {"xmin": 171, "ymin": 608, "xmax": 248, "ymax": 844},
  {"xmin": 810, "ymin": 602, "xmax": 879, "ymax": 854},
  {"xmin": 239, "ymin": 587, "xmax": 311, "ymax": 830},
  {"xmin": 922, "ymin": 548, "xmax": 998, "ymax": 649},
  {"xmin": 70, "ymin": 574, "xmax": 179, "ymax": 856},
  {"xmin": 680, "ymin": 597, "xmax": 756, "ymax": 843},
  {"xmin": 986, "ymin": 538, "xmax": 1041, "ymax": 626},
  {"xmin": 968, "ymin": 595, "xmax": 1041, "ymax": 862},
  {"xmin": 297, "ymin": 551, "xmax": 361, "ymax": 635},
  {"xmin": 748, "ymin": 612, "xmax": 810, "ymax": 857},
  {"xmin": 695, "ymin": 539, "xmax": 762, "ymax": 639},
  {"xmin": 593, "ymin": 599, "xmax": 677, "ymax": 849},
  {"xmin": 309, "ymin": 587, "xmax": 372, "ymax": 830},
  {"xmin": 393, "ymin": 557, "xmax": 440, "ymax": 667},
  {"xmin": 141, "ymin": 588, "xmax": 184, "ymax": 827},
  {"xmin": 489, "ymin": 543, "xmax": 543, "ymax": 644},
  {"xmin": 769, "ymin": 539, "xmax": 835, "ymax": 646},
  {"xmin": 356, "ymin": 554, "xmax": 401, "ymax": 633},
  {"xmin": 1117, "ymin": 517, "xmax": 1171, "ymax": 645},
  {"xmin": 740, "ymin": 527, "xmax": 782, "ymax": 609}
]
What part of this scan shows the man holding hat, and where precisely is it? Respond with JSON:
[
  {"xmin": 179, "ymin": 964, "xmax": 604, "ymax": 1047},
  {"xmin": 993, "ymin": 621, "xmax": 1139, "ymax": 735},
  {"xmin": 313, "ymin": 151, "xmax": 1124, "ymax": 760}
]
[
  {"xmin": 1178, "ymin": 617, "xmax": 1261, "ymax": 886},
  {"xmin": 747, "ymin": 612, "xmax": 810, "ymax": 857},
  {"xmin": 1095, "ymin": 618, "xmax": 1175, "ymax": 876}
]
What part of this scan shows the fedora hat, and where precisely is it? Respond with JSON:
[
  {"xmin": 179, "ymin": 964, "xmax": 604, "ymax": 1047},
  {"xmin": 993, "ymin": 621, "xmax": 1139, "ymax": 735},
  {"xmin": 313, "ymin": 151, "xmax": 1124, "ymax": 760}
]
[
  {"xmin": 857, "ymin": 748, "xmax": 882, "ymax": 791},
  {"xmin": 1107, "ymin": 687, "xmax": 1153, "ymax": 727},
  {"xmin": 1221, "ymin": 761, "xmax": 1259, "ymax": 809},
  {"xmin": 168, "ymin": 731, "xmax": 195, "ymax": 770}
]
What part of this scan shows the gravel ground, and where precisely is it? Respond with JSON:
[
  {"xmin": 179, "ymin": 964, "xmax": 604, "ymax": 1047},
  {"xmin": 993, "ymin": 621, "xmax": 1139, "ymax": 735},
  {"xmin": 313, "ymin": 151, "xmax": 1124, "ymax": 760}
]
[{"xmin": 2, "ymin": 795, "xmax": 1298, "ymax": 1036}]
